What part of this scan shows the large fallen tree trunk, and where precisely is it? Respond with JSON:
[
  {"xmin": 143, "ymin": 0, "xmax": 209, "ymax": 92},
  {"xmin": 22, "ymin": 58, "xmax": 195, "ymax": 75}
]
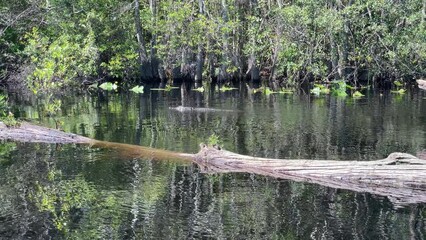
[
  {"xmin": 1, "ymin": 121, "xmax": 426, "ymax": 206},
  {"xmin": 196, "ymin": 145, "xmax": 426, "ymax": 206}
]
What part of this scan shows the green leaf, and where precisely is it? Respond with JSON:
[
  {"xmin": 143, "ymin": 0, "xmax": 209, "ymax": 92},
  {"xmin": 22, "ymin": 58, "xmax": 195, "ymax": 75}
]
[
  {"xmin": 391, "ymin": 89, "xmax": 406, "ymax": 94},
  {"xmin": 219, "ymin": 86, "xmax": 238, "ymax": 92},
  {"xmin": 352, "ymin": 91, "xmax": 365, "ymax": 98},
  {"xmin": 192, "ymin": 86, "xmax": 205, "ymax": 92},
  {"xmin": 310, "ymin": 87, "xmax": 321, "ymax": 96},
  {"xmin": 99, "ymin": 82, "xmax": 117, "ymax": 91},
  {"xmin": 393, "ymin": 81, "xmax": 403, "ymax": 87},
  {"xmin": 151, "ymin": 85, "xmax": 179, "ymax": 92},
  {"xmin": 278, "ymin": 88, "xmax": 294, "ymax": 94},
  {"xmin": 264, "ymin": 87, "xmax": 276, "ymax": 95},
  {"xmin": 130, "ymin": 85, "xmax": 144, "ymax": 93}
]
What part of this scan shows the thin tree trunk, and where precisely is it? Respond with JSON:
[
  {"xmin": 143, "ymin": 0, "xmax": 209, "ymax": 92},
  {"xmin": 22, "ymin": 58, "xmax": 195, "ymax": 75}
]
[
  {"xmin": 134, "ymin": 0, "xmax": 152, "ymax": 80},
  {"xmin": 219, "ymin": 0, "xmax": 230, "ymax": 83},
  {"xmin": 135, "ymin": 0, "xmax": 148, "ymax": 63},
  {"xmin": 330, "ymin": 32, "xmax": 340, "ymax": 80},
  {"xmin": 149, "ymin": 0, "xmax": 159, "ymax": 79},
  {"xmin": 195, "ymin": 0, "xmax": 205, "ymax": 84}
]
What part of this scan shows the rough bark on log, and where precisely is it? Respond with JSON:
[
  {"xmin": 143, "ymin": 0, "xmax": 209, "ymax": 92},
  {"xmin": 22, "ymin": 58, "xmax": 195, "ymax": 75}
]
[
  {"xmin": 194, "ymin": 145, "xmax": 426, "ymax": 206},
  {"xmin": 1, "ymin": 121, "xmax": 426, "ymax": 206}
]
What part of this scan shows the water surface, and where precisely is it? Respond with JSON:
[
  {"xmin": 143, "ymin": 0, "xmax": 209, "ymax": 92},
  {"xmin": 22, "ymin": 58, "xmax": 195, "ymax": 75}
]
[{"xmin": 1, "ymin": 85, "xmax": 425, "ymax": 239}]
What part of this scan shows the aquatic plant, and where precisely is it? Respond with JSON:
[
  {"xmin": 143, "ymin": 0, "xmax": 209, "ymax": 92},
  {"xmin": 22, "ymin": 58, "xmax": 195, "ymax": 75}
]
[
  {"xmin": 130, "ymin": 85, "xmax": 144, "ymax": 93},
  {"xmin": 393, "ymin": 80, "xmax": 403, "ymax": 87},
  {"xmin": 218, "ymin": 86, "xmax": 238, "ymax": 92},
  {"xmin": 352, "ymin": 91, "xmax": 365, "ymax": 98},
  {"xmin": 193, "ymin": 86, "xmax": 205, "ymax": 92},
  {"xmin": 264, "ymin": 87, "xmax": 276, "ymax": 95},
  {"xmin": 99, "ymin": 82, "xmax": 118, "ymax": 91},
  {"xmin": 311, "ymin": 84, "xmax": 330, "ymax": 96},
  {"xmin": 331, "ymin": 80, "xmax": 348, "ymax": 97},
  {"xmin": 391, "ymin": 89, "xmax": 406, "ymax": 94},
  {"xmin": 278, "ymin": 88, "xmax": 295, "ymax": 94},
  {"xmin": 151, "ymin": 85, "xmax": 179, "ymax": 91}
]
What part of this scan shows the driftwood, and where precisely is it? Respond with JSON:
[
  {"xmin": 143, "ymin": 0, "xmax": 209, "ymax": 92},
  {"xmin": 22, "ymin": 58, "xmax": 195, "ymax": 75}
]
[
  {"xmin": 1, "ymin": 121, "xmax": 426, "ymax": 206},
  {"xmin": 417, "ymin": 79, "xmax": 426, "ymax": 90}
]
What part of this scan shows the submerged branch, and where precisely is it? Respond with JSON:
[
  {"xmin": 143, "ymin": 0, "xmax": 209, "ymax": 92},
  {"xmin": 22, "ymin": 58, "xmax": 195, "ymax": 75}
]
[{"xmin": 1, "ymin": 121, "xmax": 426, "ymax": 206}]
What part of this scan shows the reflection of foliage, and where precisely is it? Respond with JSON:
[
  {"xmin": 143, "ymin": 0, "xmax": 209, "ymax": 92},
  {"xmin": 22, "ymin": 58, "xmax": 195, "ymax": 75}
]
[
  {"xmin": 0, "ymin": 94, "xmax": 19, "ymax": 127},
  {"xmin": 0, "ymin": 94, "xmax": 8, "ymax": 117},
  {"xmin": 2, "ymin": 111, "xmax": 20, "ymax": 127},
  {"xmin": 31, "ymin": 172, "xmax": 97, "ymax": 232},
  {"xmin": 0, "ymin": 142, "xmax": 16, "ymax": 166}
]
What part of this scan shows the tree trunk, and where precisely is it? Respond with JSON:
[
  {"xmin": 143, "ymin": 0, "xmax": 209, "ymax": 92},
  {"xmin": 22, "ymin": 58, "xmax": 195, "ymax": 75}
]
[
  {"xmin": 149, "ymin": 0, "xmax": 159, "ymax": 79},
  {"xmin": 219, "ymin": 0, "xmax": 230, "ymax": 83},
  {"xmin": 2, "ymin": 121, "xmax": 426, "ymax": 207},
  {"xmin": 194, "ymin": 0, "xmax": 205, "ymax": 84},
  {"xmin": 134, "ymin": 0, "xmax": 152, "ymax": 80}
]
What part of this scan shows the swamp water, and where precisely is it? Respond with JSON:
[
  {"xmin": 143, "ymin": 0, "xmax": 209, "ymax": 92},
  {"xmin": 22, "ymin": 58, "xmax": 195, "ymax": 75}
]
[{"xmin": 1, "ymin": 85, "xmax": 426, "ymax": 239}]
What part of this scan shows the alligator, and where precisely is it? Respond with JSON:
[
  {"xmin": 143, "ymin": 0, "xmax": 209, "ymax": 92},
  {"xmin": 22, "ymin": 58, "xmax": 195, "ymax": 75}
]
[{"xmin": 169, "ymin": 106, "xmax": 238, "ymax": 113}]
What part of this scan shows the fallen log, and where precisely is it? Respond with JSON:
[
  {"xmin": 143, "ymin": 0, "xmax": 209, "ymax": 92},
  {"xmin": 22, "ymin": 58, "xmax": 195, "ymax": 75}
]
[
  {"xmin": 1, "ymin": 121, "xmax": 426, "ymax": 206},
  {"xmin": 0, "ymin": 121, "xmax": 193, "ymax": 162},
  {"xmin": 195, "ymin": 145, "xmax": 426, "ymax": 206}
]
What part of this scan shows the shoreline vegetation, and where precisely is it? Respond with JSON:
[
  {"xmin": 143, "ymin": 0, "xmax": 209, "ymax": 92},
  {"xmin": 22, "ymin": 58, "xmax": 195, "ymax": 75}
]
[
  {"xmin": 1, "ymin": 121, "xmax": 426, "ymax": 207},
  {"xmin": 0, "ymin": 0, "xmax": 425, "ymax": 93}
]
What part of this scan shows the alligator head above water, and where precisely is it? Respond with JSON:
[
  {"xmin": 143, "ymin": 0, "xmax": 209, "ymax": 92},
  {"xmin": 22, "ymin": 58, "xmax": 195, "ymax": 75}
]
[{"xmin": 169, "ymin": 106, "xmax": 237, "ymax": 113}]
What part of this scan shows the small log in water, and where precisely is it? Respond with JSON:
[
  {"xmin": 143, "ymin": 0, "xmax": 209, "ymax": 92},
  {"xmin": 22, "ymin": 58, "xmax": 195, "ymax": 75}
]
[{"xmin": 1, "ymin": 122, "xmax": 426, "ymax": 206}]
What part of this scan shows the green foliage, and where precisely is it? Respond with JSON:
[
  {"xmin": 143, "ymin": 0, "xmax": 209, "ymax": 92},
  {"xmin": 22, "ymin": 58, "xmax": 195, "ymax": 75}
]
[
  {"xmin": 331, "ymin": 81, "xmax": 348, "ymax": 97},
  {"xmin": 208, "ymin": 133, "xmax": 220, "ymax": 146},
  {"xmin": 2, "ymin": 112, "xmax": 20, "ymax": 127},
  {"xmin": 0, "ymin": 94, "xmax": 20, "ymax": 127},
  {"xmin": 1, "ymin": 0, "xmax": 425, "ymax": 88},
  {"xmin": 24, "ymin": 27, "xmax": 98, "ymax": 94},
  {"xmin": 45, "ymin": 98, "xmax": 62, "ymax": 117},
  {"xmin": 311, "ymin": 84, "xmax": 330, "ymax": 96}
]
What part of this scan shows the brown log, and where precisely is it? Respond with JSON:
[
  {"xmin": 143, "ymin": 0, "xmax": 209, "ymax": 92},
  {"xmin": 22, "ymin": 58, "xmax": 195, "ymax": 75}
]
[
  {"xmin": 0, "ymin": 121, "xmax": 193, "ymax": 163},
  {"xmin": 1, "ymin": 121, "xmax": 426, "ymax": 206}
]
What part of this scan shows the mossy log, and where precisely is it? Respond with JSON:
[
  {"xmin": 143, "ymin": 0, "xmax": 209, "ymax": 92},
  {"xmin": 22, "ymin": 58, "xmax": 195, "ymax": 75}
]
[{"xmin": 1, "ymin": 121, "xmax": 426, "ymax": 206}]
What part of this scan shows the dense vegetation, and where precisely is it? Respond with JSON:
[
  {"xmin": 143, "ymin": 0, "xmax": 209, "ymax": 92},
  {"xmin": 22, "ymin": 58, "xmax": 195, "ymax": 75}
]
[{"xmin": 1, "ymin": 0, "xmax": 425, "ymax": 92}]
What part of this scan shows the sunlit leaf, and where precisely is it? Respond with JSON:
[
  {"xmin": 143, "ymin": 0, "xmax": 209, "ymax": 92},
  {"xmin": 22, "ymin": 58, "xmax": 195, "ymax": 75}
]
[
  {"xmin": 130, "ymin": 85, "xmax": 144, "ymax": 93},
  {"xmin": 99, "ymin": 82, "xmax": 117, "ymax": 91}
]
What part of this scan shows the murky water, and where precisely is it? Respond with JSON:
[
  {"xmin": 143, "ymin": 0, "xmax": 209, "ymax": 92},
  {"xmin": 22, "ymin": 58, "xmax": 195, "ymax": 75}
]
[{"xmin": 1, "ymin": 85, "xmax": 426, "ymax": 239}]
